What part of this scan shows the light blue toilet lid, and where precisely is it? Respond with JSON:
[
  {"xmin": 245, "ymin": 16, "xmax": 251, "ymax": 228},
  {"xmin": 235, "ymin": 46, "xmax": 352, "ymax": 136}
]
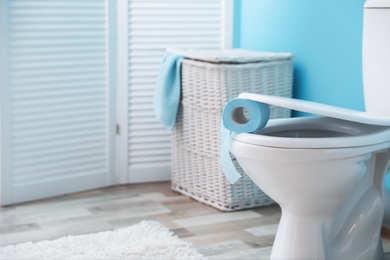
[{"xmin": 239, "ymin": 93, "xmax": 390, "ymax": 126}]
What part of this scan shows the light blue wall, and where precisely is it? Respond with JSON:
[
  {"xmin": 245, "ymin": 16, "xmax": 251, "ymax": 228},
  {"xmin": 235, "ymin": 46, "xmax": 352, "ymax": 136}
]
[{"xmin": 234, "ymin": 0, "xmax": 367, "ymax": 113}]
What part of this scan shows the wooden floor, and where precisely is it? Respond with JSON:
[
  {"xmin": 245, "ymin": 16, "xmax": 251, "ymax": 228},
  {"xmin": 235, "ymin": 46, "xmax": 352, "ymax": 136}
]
[{"xmin": 1, "ymin": 181, "xmax": 390, "ymax": 259}]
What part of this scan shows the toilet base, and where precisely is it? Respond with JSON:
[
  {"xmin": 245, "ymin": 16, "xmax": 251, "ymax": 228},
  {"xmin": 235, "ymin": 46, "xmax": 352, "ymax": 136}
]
[
  {"xmin": 271, "ymin": 212, "xmax": 326, "ymax": 259},
  {"xmin": 270, "ymin": 187, "xmax": 385, "ymax": 260}
]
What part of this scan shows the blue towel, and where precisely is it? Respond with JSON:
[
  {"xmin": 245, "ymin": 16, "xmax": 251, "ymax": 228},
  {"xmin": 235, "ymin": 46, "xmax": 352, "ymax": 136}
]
[{"xmin": 154, "ymin": 53, "xmax": 184, "ymax": 130}]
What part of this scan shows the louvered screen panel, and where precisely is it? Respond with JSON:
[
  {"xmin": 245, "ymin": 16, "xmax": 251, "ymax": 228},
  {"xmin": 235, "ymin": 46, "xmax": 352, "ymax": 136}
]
[
  {"xmin": 1, "ymin": 0, "xmax": 114, "ymax": 205},
  {"xmin": 127, "ymin": 0, "xmax": 223, "ymax": 181}
]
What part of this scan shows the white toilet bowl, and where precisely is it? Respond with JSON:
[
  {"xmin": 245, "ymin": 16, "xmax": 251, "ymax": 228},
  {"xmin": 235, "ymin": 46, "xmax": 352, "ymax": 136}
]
[{"xmin": 230, "ymin": 117, "xmax": 390, "ymax": 259}]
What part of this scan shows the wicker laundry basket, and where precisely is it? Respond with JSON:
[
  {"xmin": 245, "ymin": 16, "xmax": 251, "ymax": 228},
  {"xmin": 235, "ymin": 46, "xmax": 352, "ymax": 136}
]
[{"xmin": 171, "ymin": 52, "xmax": 294, "ymax": 211}]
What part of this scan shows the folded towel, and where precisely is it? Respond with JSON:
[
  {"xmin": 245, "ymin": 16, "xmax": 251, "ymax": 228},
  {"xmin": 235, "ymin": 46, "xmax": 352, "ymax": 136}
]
[{"xmin": 154, "ymin": 53, "xmax": 184, "ymax": 130}]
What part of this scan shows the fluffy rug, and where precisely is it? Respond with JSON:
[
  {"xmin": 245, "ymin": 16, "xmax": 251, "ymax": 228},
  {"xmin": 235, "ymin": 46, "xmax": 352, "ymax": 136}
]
[{"xmin": 0, "ymin": 221, "xmax": 206, "ymax": 259}]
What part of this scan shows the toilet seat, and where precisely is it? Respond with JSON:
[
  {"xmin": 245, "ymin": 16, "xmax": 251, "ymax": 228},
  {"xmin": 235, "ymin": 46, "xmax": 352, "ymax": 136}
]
[
  {"xmin": 239, "ymin": 93, "xmax": 390, "ymax": 126},
  {"xmin": 228, "ymin": 93, "xmax": 390, "ymax": 149},
  {"xmin": 232, "ymin": 116, "xmax": 390, "ymax": 149}
]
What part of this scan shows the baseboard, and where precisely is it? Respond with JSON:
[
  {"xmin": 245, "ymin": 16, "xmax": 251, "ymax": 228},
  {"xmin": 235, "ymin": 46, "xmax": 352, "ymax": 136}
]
[{"xmin": 128, "ymin": 164, "xmax": 171, "ymax": 183}]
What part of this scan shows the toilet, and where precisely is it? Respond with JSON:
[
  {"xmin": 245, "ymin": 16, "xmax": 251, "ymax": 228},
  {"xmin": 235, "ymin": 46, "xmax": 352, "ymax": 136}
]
[
  {"xmin": 225, "ymin": 1, "xmax": 390, "ymax": 259},
  {"xmin": 231, "ymin": 117, "xmax": 390, "ymax": 259}
]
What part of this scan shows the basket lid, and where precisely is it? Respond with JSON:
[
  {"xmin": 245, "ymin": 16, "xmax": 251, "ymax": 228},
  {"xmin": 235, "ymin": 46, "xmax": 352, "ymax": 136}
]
[{"xmin": 167, "ymin": 48, "xmax": 293, "ymax": 64}]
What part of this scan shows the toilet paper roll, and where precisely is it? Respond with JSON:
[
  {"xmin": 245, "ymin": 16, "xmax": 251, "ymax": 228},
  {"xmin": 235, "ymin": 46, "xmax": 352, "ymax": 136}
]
[
  {"xmin": 220, "ymin": 122, "xmax": 242, "ymax": 184},
  {"xmin": 222, "ymin": 98, "xmax": 270, "ymax": 133},
  {"xmin": 220, "ymin": 98, "xmax": 270, "ymax": 184}
]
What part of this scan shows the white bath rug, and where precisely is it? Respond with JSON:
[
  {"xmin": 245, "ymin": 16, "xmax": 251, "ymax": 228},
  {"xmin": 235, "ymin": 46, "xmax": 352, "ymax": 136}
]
[{"xmin": 0, "ymin": 220, "xmax": 207, "ymax": 260}]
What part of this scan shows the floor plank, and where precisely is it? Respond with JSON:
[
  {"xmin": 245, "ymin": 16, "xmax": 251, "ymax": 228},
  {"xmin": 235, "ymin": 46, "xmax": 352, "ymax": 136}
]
[{"xmin": 0, "ymin": 181, "xmax": 389, "ymax": 259}]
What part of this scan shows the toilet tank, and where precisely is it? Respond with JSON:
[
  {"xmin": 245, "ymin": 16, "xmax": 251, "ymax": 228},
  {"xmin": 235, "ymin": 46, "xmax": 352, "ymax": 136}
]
[{"xmin": 363, "ymin": 0, "xmax": 390, "ymax": 116}]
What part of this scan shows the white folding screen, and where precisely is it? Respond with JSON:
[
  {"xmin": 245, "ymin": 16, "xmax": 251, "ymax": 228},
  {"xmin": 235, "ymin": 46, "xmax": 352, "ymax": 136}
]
[
  {"xmin": 118, "ymin": 0, "xmax": 230, "ymax": 183},
  {"xmin": 0, "ymin": 0, "xmax": 116, "ymax": 205}
]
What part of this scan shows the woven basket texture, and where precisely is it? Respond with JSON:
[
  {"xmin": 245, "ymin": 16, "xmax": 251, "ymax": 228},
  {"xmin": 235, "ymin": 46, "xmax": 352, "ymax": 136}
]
[{"xmin": 171, "ymin": 58, "xmax": 293, "ymax": 211}]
